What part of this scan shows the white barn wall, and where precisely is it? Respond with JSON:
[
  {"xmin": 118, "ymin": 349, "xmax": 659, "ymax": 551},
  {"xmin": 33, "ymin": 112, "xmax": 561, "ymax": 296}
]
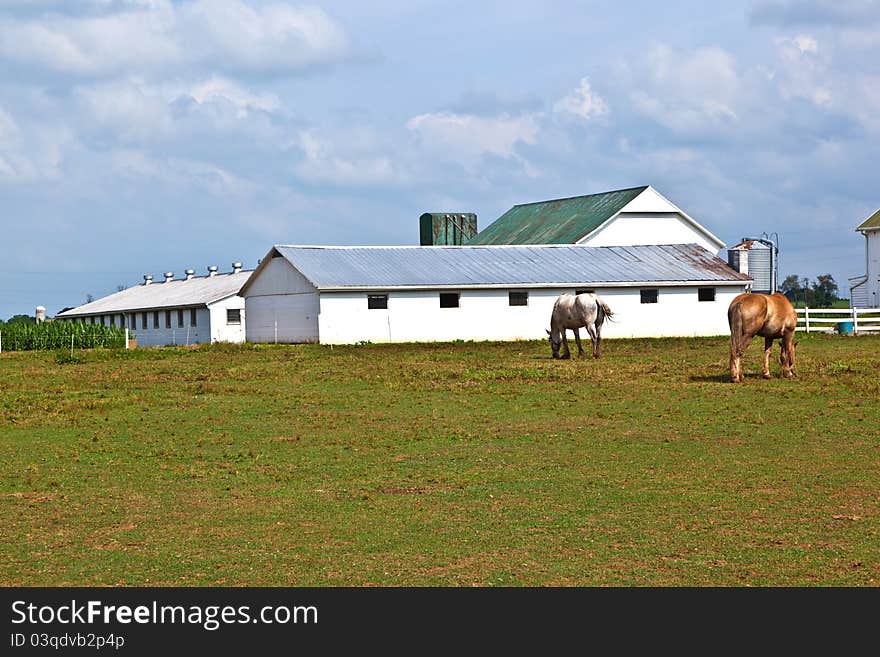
[
  {"xmin": 867, "ymin": 231, "xmax": 879, "ymax": 307},
  {"xmin": 209, "ymin": 296, "xmax": 246, "ymax": 343},
  {"xmin": 581, "ymin": 214, "xmax": 720, "ymax": 254},
  {"xmin": 245, "ymin": 256, "xmax": 320, "ymax": 343},
  {"xmin": 316, "ymin": 285, "xmax": 746, "ymax": 344}
]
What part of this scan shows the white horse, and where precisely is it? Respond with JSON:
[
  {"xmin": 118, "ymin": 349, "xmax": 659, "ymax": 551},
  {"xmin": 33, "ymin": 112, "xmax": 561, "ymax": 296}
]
[{"xmin": 546, "ymin": 293, "xmax": 614, "ymax": 359}]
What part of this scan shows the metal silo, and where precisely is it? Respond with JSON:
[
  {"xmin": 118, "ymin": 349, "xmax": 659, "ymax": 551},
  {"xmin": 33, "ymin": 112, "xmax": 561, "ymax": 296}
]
[
  {"xmin": 419, "ymin": 213, "xmax": 478, "ymax": 246},
  {"xmin": 727, "ymin": 235, "xmax": 778, "ymax": 294}
]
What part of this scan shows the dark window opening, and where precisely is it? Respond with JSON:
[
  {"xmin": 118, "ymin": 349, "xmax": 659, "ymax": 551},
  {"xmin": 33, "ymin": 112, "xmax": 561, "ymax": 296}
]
[
  {"xmin": 153, "ymin": 311, "xmax": 159, "ymax": 329},
  {"xmin": 698, "ymin": 287, "xmax": 716, "ymax": 302},
  {"xmin": 165, "ymin": 311, "xmax": 171, "ymax": 329},
  {"xmin": 509, "ymin": 291, "xmax": 528, "ymax": 306},
  {"xmin": 227, "ymin": 309, "xmax": 241, "ymax": 325},
  {"xmin": 368, "ymin": 294, "xmax": 388, "ymax": 310},
  {"xmin": 109, "ymin": 315, "xmax": 115, "ymax": 327},
  {"xmin": 576, "ymin": 289, "xmax": 595, "ymax": 295},
  {"xmin": 640, "ymin": 289, "xmax": 658, "ymax": 304},
  {"xmin": 177, "ymin": 309, "xmax": 184, "ymax": 328},
  {"xmin": 439, "ymin": 292, "xmax": 460, "ymax": 308},
  {"xmin": 141, "ymin": 312, "xmax": 147, "ymax": 330},
  {"xmin": 190, "ymin": 308, "xmax": 197, "ymax": 326}
]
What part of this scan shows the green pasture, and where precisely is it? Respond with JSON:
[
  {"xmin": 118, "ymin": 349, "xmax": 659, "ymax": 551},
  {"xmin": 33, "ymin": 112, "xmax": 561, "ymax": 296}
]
[{"xmin": 1, "ymin": 334, "xmax": 878, "ymax": 586}]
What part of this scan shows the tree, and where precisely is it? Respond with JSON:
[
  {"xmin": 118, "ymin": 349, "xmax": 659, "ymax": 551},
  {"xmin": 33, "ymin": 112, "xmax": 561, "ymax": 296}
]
[
  {"xmin": 5, "ymin": 314, "xmax": 34, "ymax": 325},
  {"xmin": 780, "ymin": 275, "xmax": 813, "ymax": 305},
  {"xmin": 811, "ymin": 274, "xmax": 839, "ymax": 308}
]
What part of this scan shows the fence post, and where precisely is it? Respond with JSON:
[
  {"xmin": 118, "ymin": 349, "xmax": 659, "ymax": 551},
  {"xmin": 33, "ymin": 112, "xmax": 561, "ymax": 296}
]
[
  {"xmin": 125, "ymin": 327, "xmax": 129, "ymax": 349},
  {"xmin": 852, "ymin": 306, "xmax": 859, "ymax": 336},
  {"xmin": 0, "ymin": 330, "xmax": 2, "ymax": 354},
  {"xmin": 804, "ymin": 307, "xmax": 810, "ymax": 333}
]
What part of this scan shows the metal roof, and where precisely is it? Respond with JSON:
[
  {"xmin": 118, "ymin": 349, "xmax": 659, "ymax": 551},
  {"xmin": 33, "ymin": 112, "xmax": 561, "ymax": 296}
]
[
  {"xmin": 856, "ymin": 208, "xmax": 880, "ymax": 231},
  {"xmin": 467, "ymin": 186, "xmax": 648, "ymax": 245},
  {"xmin": 269, "ymin": 243, "xmax": 750, "ymax": 291},
  {"xmin": 57, "ymin": 271, "xmax": 252, "ymax": 317}
]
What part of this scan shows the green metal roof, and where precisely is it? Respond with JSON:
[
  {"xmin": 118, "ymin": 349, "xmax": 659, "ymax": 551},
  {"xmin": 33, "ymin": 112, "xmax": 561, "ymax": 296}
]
[
  {"xmin": 468, "ymin": 186, "xmax": 648, "ymax": 245},
  {"xmin": 857, "ymin": 208, "xmax": 880, "ymax": 230}
]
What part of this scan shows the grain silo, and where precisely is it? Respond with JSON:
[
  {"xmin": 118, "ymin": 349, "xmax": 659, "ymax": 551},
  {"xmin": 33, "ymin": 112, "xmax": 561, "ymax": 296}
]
[
  {"xmin": 727, "ymin": 236, "xmax": 778, "ymax": 294},
  {"xmin": 419, "ymin": 213, "xmax": 477, "ymax": 246}
]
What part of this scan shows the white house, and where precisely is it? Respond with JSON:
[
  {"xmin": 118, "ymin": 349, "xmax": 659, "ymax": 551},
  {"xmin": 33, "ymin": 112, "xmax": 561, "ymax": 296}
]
[
  {"xmin": 467, "ymin": 185, "xmax": 726, "ymax": 254},
  {"xmin": 57, "ymin": 264, "xmax": 252, "ymax": 346},
  {"xmin": 239, "ymin": 244, "xmax": 751, "ymax": 345},
  {"xmin": 849, "ymin": 209, "xmax": 880, "ymax": 308}
]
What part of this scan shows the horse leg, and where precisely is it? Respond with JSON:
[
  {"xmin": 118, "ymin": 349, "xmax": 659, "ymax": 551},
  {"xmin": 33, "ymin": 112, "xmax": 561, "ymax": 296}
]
[
  {"xmin": 573, "ymin": 328, "xmax": 585, "ymax": 359},
  {"xmin": 762, "ymin": 337, "xmax": 773, "ymax": 379},
  {"xmin": 561, "ymin": 330, "xmax": 571, "ymax": 359},
  {"xmin": 586, "ymin": 324, "xmax": 600, "ymax": 358},
  {"xmin": 780, "ymin": 332, "xmax": 795, "ymax": 378}
]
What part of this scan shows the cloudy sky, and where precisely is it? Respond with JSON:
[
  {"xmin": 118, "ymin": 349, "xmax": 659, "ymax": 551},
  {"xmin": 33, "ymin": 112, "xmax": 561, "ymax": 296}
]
[{"xmin": 2, "ymin": 0, "xmax": 879, "ymax": 318}]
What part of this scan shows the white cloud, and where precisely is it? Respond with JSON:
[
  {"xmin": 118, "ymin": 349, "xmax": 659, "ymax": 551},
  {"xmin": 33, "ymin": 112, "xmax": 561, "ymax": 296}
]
[
  {"xmin": 553, "ymin": 77, "xmax": 609, "ymax": 121},
  {"xmin": 0, "ymin": 0, "xmax": 355, "ymax": 77},
  {"xmin": 406, "ymin": 111, "xmax": 539, "ymax": 161},
  {"xmin": 774, "ymin": 34, "xmax": 832, "ymax": 106},
  {"xmin": 293, "ymin": 130, "xmax": 400, "ymax": 186}
]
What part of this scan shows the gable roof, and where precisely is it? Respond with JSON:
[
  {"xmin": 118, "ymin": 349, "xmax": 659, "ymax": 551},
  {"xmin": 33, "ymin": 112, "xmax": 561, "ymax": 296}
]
[
  {"xmin": 468, "ymin": 186, "xmax": 648, "ymax": 245},
  {"xmin": 245, "ymin": 243, "xmax": 750, "ymax": 292},
  {"xmin": 857, "ymin": 208, "xmax": 880, "ymax": 231},
  {"xmin": 57, "ymin": 271, "xmax": 252, "ymax": 317}
]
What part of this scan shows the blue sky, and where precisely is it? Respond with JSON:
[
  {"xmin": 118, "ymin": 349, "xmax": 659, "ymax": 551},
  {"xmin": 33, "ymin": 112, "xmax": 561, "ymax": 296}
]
[{"xmin": 1, "ymin": 0, "xmax": 879, "ymax": 318}]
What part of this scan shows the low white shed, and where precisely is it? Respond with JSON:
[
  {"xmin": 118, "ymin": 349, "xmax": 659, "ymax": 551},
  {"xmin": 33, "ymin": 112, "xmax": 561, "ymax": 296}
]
[{"xmin": 240, "ymin": 244, "xmax": 751, "ymax": 344}]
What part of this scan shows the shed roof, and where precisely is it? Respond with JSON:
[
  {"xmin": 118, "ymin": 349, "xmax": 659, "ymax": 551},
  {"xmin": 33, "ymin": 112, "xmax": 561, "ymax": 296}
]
[
  {"xmin": 467, "ymin": 186, "xmax": 648, "ymax": 245},
  {"xmin": 57, "ymin": 271, "xmax": 252, "ymax": 317},
  {"xmin": 252, "ymin": 243, "xmax": 750, "ymax": 292},
  {"xmin": 856, "ymin": 208, "xmax": 880, "ymax": 231}
]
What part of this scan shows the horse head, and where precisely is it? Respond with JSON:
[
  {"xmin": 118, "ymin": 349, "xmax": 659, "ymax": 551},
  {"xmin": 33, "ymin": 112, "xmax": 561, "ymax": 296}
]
[{"xmin": 546, "ymin": 328, "xmax": 563, "ymax": 359}]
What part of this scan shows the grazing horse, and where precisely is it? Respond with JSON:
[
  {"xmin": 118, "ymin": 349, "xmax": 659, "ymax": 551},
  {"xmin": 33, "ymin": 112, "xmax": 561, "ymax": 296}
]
[
  {"xmin": 546, "ymin": 293, "xmax": 614, "ymax": 359},
  {"xmin": 728, "ymin": 291, "xmax": 798, "ymax": 382}
]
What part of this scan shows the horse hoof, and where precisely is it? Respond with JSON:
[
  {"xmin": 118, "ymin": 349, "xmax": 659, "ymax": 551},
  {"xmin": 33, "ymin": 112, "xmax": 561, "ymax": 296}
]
[{"xmin": 762, "ymin": 373, "xmax": 771, "ymax": 380}]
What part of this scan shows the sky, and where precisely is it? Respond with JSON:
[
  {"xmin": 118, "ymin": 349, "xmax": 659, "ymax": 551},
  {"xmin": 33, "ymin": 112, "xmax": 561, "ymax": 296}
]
[{"xmin": 1, "ymin": 0, "xmax": 879, "ymax": 318}]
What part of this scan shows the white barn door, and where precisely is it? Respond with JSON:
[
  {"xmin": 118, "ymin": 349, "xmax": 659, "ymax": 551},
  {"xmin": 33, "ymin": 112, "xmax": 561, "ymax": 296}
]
[{"xmin": 246, "ymin": 293, "xmax": 319, "ymax": 343}]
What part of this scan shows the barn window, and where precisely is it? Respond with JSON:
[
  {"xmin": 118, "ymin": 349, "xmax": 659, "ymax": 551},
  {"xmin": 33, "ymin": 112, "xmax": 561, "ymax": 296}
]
[
  {"xmin": 576, "ymin": 289, "xmax": 595, "ymax": 295},
  {"xmin": 153, "ymin": 311, "xmax": 159, "ymax": 329},
  {"xmin": 508, "ymin": 291, "xmax": 528, "ymax": 306},
  {"xmin": 130, "ymin": 314, "xmax": 137, "ymax": 329},
  {"xmin": 109, "ymin": 315, "xmax": 115, "ymax": 327},
  {"xmin": 439, "ymin": 292, "xmax": 460, "ymax": 308},
  {"xmin": 177, "ymin": 309, "xmax": 184, "ymax": 328},
  {"xmin": 165, "ymin": 311, "xmax": 171, "ymax": 329},
  {"xmin": 227, "ymin": 309, "xmax": 241, "ymax": 325},
  {"xmin": 640, "ymin": 289, "xmax": 658, "ymax": 304},
  {"xmin": 698, "ymin": 287, "xmax": 716, "ymax": 302},
  {"xmin": 190, "ymin": 308, "xmax": 197, "ymax": 326},
  {"xmin": 141, "ymin": 312, "xmax": 148, "ymax": 330},
  {"xmin": 367, "ymin": 294, "xmax": 388, "ymax": 310}
]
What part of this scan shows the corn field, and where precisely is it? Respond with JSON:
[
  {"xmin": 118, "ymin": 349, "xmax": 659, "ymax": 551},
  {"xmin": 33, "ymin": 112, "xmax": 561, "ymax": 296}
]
[{"xmin": 0, "ymin": 321, "xmax": 129, "ymax": 351}]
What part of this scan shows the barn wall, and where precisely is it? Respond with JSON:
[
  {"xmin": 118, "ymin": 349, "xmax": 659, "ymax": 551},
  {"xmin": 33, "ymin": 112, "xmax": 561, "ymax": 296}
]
[
  {"xmin": 245, "ymin": 256, "xmax": 316, "ymax": 296},
  {"xmin": 316, "ymin": 285, "xmax": 747, "ymax": 344},
  {"xmin": 208, "ymin": 296, "xmax": 246, "ymax": 343},
  {"xmin": 581, "ymin": 213, "xmax": 720, "ymax": 254},
  {"xmin": 867, "ymin": 231, "xmax": 880, "ymax": 307},
  {"xmin": 244, "ymin": 256, "xmax": 320, "ymax": 343},
  {"xmin": 127, "ymin": 307, "xmax": 211, "ymax": 347}
]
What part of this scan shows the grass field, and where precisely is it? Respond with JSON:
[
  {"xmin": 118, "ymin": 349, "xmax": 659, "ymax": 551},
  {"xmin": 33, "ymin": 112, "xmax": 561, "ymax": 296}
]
[{"xmin": 1, "ymin": 333, "xmax": 878, "ymax": 586}]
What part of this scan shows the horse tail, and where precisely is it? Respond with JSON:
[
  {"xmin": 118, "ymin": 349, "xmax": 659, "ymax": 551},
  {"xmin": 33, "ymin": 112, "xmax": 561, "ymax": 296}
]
[
  {"xmin": 596, "ymin": 297, "xmax": 614, "ymax": 324},
  {"xmin": 728, "ymin": 302, "xmax": 746, "ymax": 357}
]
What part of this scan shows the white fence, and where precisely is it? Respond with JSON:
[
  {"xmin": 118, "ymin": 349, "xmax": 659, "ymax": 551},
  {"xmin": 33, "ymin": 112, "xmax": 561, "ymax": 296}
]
[{"xmin": 796, "ymin": 307, "xmax": 880, "ymax": 335}]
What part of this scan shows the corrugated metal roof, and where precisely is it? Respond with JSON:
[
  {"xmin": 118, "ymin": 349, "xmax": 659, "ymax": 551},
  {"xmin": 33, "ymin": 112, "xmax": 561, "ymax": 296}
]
[
  {"xmin": 467, "ymin": 186, "xmax": 648, "ymax": 245},
  {"xmin": 857, "ymin": 208, "xmax": 880, "ymax": 230},
  {"xmin": 57, "ymin": 271, "xmax": 252, "ymax": 317},
  {"xmin": 273, "ymin": 244, "xmax": 750, "ymax": 290}
]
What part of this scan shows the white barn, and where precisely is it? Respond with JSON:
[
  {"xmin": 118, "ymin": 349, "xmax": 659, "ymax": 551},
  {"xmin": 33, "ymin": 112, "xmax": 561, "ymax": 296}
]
[
  {"xmin": 467, "ymin": 185, "xmax": 726, "ymax": 254},
  {"xmin": 849, "ymin": 209, "xmax": 880, "ymax": 308},
  {"xmin": 239, "ymin": 244, "xmax": 751, "ymax": 345},
  {"xmin": 57, "ymin": 264, "xmax": 252, "ymax": 347}
]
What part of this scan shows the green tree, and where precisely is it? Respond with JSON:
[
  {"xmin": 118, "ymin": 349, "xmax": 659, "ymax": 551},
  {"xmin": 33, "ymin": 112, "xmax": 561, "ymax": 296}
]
[
  {"xmin": 811, "ymin": 274, "xmax": 839, "ymax": 308},
  {"xmin": 780, "ymin": 275, "xmax": 813, "ymax": 305},
  {"xmin": 5, "ymin": 314, "xmax": 34, "ymax": 325}
]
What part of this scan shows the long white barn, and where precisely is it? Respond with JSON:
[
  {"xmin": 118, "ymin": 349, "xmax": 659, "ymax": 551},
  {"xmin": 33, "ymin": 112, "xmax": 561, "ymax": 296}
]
[
  {"xmin": 57, "ymin": 265, "xmax": 252, "ymax": 346},
  {"xmin": 240, "ymin": 244, "xmax": 751, "ymax": 345}
]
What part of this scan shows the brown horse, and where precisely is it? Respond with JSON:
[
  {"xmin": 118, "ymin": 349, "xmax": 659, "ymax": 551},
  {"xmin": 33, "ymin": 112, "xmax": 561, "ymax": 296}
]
[{"xmin": 728, "ymin": 292, "xmax": 798, "ymax": 382}]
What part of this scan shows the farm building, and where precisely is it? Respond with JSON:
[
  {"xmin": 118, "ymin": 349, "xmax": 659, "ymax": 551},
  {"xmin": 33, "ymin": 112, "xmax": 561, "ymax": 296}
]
[
  {"xmin": 239, "ymin": 243, "xmax": 751, "ymax": 345},
  {"xmin": 849, "ymin": 208, "xmax": 880, "ymax": 307},
  {"xmin": 467, "ymin": 185, "xmax": 726, "ymax": 254},
  {"xmin": 56, "ymin": 264, "xmax": 252, "ymax": 347}
]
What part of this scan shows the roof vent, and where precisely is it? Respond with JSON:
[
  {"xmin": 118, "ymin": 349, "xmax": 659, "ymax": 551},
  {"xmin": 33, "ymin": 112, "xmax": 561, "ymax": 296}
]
[
  {"xmin": 207, "ymin": 265, "xmax": 218, "ymax": 277},
  {"xmin": 143, "ymin": 275, "xmax": 153, "ymax": 285},
  {"xmin": 184, "ymin": 268, "xmax": 195, "ymax": 280},
  {"xmin": 232, "ymin": 262, "xmax": 242, "ymax": 274},
  {"xmin": 164, "ymin": 272, "xmax": 174, "ymax": 283}
]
